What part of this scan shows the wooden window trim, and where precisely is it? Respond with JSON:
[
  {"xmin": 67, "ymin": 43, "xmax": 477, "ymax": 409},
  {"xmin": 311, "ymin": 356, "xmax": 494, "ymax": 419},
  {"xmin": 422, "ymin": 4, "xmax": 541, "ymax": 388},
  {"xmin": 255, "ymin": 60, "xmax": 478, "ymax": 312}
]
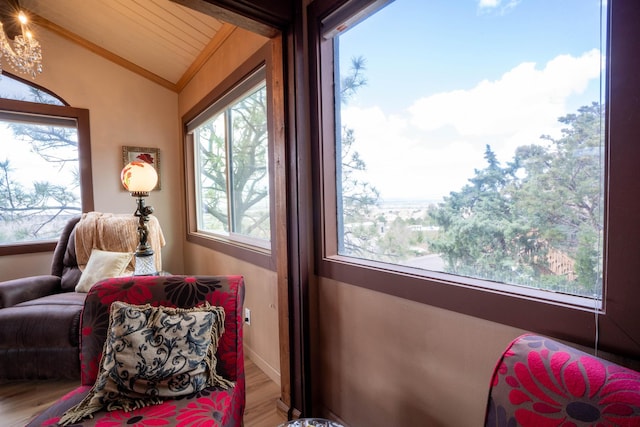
[
  {"xmin": 308, "ymin": 0, "xmax": 640, "ymax": 358},
  {"xmin": 182, "ymin": 43, "xmax": 279, "ymax": 272},
  {"xmin": 0, "ymin": 98, "xmax": 93, "ymax": 256}
]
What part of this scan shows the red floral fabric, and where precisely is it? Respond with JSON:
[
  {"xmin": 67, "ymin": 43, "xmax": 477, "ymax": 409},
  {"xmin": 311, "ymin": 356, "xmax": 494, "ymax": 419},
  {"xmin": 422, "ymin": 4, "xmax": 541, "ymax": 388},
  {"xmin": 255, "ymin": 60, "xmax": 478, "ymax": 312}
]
[
  {"xmin": 485, "ymin": 334, "xmax": 640, "ymax": 427},
  {"xmin": 27, "ymin": 275, "xmax": 245, "ymax": 427}
]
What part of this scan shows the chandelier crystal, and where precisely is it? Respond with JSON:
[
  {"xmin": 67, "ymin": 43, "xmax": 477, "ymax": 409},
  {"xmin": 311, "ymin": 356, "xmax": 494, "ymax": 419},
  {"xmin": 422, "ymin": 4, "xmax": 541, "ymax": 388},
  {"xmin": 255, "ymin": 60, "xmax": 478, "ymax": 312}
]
[{"xmin": 0, "ymin": 10, "xmax": 42, "ymax": 78}]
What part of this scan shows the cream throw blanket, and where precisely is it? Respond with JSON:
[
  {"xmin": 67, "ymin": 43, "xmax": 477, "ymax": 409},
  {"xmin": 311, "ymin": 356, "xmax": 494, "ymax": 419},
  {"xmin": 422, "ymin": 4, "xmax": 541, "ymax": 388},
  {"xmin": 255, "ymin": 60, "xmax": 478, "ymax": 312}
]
[{"xmin": 75, "ymin": 212, "xmax": 165, "ymax": 274}]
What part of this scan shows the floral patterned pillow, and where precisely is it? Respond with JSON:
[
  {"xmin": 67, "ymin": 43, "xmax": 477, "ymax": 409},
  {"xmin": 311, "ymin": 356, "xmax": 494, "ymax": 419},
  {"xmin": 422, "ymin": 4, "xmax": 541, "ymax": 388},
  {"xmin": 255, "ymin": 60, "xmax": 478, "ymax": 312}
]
[{"xmin": 59, "ymin": 301, "xmax": 234, "ymax": 425}]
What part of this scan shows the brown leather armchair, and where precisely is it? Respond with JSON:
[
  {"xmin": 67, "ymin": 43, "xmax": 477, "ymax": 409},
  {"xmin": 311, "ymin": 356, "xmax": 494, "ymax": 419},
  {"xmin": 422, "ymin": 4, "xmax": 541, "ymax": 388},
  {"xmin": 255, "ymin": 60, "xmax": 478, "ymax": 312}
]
[
  {"xmin": 0, "ymin": 213, "xmax": 165, "ymax": 380},
  {"xmin": 0, "ymin": 215, "xmax": 85, "ymax": 380}
]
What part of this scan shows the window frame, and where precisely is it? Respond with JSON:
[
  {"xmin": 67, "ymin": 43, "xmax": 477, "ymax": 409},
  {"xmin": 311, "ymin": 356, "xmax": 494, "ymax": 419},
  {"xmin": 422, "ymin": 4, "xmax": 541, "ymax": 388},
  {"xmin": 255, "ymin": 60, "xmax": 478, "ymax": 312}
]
[
  {"xmin": 183, "ymin": 44, "xmax": 278, "ymax": 271},
  {"xmin": 309, "ymin": 0, "xmax": 640, "ymax": 357},
  {"xmin": 190, "ymin": 68, "xmax": 270, "ymax": 248},
  {"xmin": 0, "ymin": 94, "xmax": 93, "ymax": 256}
]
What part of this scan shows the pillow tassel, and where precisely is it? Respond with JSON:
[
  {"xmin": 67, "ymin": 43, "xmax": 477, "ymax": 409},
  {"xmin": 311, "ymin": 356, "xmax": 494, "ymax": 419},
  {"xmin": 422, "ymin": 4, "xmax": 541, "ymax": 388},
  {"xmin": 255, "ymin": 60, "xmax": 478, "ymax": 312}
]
[
  {"xmin": 59, "ymin": 328, "xmax": 116, "ymax": 426},
  {"xmin": 57, "ymin": 385, "xmax": 103, "ymax": 426},
  {"xmin": 207, "ymin": 308, "xmax": 235, "ymax": 390},
  {"xmin": 105, "ymin": 395, "xmax": 164, "ymax": 413},
  {"xmin": 59, "ymin": 386, "xmax": 165, "ymax": 425}
]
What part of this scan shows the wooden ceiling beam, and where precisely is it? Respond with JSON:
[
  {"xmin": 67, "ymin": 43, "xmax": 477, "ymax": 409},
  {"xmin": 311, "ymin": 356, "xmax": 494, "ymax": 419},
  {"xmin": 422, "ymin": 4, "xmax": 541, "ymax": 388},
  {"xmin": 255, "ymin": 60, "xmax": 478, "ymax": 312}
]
[
  {"xmin": 175, "ymin": 22, "xmax": 236, "ymax": 92},
  {"xmin": 30, "ymin": 12, "xmax": 178, "ymax": 92},
  {"xmin": 170, "ymin": 0, "xmax": 281, "ymax": 38}
]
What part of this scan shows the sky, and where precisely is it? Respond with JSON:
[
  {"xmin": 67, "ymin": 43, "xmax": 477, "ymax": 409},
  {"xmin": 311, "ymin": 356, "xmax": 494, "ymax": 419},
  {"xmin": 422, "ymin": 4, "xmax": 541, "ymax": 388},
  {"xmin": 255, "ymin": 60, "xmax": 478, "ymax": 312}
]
[
  {"xmin": 337, "ymin": 0, "xmax": 606, "ymax": 201},
  {"xmin": 0, "ymin": 76, "xmax": 76, "ymax": 189},
  {"xmin": 0, "ymin": 122, "xmax": 78, "ymax": 190}
]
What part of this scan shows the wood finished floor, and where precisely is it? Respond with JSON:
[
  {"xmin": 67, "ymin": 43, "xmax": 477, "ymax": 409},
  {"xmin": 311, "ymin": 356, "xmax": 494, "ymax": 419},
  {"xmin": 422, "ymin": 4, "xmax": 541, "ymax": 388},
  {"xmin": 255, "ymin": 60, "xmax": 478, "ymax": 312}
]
[{"xmin": 0, "ymin": 357, "xmax": 286, "ymax": 427}]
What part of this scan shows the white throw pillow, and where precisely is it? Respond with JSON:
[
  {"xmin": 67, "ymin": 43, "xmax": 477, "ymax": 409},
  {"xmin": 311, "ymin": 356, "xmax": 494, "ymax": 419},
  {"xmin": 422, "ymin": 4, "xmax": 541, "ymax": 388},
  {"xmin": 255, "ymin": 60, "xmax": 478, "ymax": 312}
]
[{"xmin": 75, "ymin": 249, "xmax": 133, "ymax": 293}]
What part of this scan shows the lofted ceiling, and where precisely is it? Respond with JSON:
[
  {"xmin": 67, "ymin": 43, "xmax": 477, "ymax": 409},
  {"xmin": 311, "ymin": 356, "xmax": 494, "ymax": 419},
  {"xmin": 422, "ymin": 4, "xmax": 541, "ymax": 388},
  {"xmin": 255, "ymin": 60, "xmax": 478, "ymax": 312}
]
[{"xmin": 17, "ymin": 0, "xmax": 237, "ymax": 92}]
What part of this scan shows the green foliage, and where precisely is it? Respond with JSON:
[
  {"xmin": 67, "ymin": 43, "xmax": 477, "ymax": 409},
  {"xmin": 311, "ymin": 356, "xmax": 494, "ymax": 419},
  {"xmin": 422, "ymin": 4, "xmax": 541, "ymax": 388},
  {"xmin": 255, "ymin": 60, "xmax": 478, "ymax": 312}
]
[
  {"xmin": 574, "ymin": 226, "xmax": 601, "ymax": 294},
  {"xmin": 376, "ymin": 217, "xmax": 412, "ymax": 260},
  {"xmin": 429, "ymin": 103, "xmax": 604, "ymax": 295}
]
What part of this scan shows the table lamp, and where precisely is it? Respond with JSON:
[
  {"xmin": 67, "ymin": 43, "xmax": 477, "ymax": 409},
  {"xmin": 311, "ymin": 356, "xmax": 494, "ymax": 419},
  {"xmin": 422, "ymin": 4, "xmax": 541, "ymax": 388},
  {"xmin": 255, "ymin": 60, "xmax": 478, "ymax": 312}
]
[{"xmin": 121, "ymin": 161, "xmax": 158, "ymax": 276}]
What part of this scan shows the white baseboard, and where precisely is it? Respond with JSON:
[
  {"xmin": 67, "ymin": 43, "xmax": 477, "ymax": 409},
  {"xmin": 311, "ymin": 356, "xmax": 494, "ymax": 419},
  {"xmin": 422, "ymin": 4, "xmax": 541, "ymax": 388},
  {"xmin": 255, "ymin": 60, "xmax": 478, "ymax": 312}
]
[{"xmin": 245, "ymin": 345, "xmax": 281, "ymax": 386}]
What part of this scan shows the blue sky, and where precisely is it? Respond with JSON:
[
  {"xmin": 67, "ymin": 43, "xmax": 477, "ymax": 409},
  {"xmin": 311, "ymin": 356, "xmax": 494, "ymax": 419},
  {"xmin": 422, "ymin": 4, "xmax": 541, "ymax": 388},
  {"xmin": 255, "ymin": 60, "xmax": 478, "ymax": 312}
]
[{"xmin": 337, "ymin": 0, "xmax": 606, "ymax": 201}]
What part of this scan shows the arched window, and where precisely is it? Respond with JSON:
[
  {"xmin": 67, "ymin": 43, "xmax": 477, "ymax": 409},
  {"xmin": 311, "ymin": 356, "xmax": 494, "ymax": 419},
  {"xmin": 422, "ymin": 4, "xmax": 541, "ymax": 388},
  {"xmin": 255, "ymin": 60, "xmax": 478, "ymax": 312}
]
[{"xmin": 0, "ymin": 72, "xmax": 93, "ymax": 255}]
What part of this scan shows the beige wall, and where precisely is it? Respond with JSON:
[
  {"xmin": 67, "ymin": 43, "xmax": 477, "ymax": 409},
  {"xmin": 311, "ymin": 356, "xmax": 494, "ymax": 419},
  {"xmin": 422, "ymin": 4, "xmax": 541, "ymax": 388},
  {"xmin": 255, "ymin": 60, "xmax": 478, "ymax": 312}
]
[
  {"xmin": 177, "ymin": 28, "xmax": 281, "ymax": 383},
  {"xmin": 0, "ymin": 27, "xmax": 183, "ymax": 278},
  {"xmin": 315, "ymin": 278, "xmax": 525, "ymax": 427},
  {"xmin": 183, "ymin": 242, "xmax": 281, "ymax": 383},
  {"xmin": 0, "ymin": 252, "xmax": 51, "ymax": 280},
  {"xmin": 178, "ymin": 28, "xmax": 269, "ymax": 117}
]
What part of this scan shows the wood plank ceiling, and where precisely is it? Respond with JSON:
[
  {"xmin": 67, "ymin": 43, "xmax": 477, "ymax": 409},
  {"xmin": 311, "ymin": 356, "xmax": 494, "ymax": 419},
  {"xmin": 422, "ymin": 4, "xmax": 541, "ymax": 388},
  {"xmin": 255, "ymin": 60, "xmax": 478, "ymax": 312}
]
[{"xmin": 18, "ymin": 0, "xmax": 235, "ymax": 92}]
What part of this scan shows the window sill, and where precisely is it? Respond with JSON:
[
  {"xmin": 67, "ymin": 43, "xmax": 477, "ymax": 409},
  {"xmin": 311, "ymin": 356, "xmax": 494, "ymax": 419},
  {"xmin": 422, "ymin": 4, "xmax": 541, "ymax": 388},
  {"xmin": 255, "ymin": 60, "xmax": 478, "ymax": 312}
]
[
  {"xmin": 187, "ymin": 232, "xmax": 275, "ymax": 271},
  {"xmin": 0, "ymin": 241, "xmax": 56, "ymax": 256},
  {"xmin": 317, "ymin": 254, "xmax": 640, "ymax": 357}
]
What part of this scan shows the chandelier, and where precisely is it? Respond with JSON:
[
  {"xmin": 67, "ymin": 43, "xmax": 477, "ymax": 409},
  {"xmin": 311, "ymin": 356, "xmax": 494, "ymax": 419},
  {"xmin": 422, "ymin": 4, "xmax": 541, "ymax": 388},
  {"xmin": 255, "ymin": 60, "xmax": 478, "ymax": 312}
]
[{"xmin": 0, "ymin": 7, "xmax": 42, "ymax": 78}]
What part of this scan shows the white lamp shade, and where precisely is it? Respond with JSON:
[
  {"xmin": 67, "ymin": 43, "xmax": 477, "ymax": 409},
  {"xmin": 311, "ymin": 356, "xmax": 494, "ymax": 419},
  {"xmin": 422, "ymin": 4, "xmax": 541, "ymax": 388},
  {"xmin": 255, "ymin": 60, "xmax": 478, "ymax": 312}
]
[{"xmin": 121, "ymin": 161, "xmax": 158, "ymax": 192}]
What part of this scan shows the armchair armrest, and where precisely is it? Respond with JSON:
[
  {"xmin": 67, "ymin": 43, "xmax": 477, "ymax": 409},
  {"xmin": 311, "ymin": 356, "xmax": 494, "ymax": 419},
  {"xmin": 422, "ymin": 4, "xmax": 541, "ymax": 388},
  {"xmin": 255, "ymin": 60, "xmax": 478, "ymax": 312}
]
[{"xmin": 0, "ymin": 275, "xmax": 61, "ymax": 308}]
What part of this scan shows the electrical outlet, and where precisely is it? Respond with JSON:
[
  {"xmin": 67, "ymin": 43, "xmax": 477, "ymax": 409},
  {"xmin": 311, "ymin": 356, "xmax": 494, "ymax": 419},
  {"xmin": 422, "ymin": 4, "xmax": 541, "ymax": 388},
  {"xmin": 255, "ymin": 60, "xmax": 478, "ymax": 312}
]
[{"xmin": 244, "ymin": 308, "xmax": 251, "ymax": 325}]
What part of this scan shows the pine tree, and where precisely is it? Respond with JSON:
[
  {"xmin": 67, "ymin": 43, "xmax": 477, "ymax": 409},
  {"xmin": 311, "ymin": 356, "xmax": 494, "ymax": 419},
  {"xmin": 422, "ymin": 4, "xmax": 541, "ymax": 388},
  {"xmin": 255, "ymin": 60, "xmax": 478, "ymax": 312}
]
[{"xmin": 429, "ymin": 104, "xmax": 604, "ymax": 294}]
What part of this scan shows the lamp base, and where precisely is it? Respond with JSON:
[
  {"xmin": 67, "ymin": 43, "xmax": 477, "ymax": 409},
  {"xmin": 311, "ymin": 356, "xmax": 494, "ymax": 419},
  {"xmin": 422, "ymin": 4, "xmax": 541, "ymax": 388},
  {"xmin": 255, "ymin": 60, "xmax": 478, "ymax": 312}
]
[{"xmin": 134, "ymin": 253, "xmax": 157, "ymax": 276}]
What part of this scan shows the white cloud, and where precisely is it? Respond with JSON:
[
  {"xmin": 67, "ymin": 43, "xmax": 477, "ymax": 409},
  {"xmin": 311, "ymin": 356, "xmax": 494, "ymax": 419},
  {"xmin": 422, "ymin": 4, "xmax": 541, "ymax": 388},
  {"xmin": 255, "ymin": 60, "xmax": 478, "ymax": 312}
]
[
  {"xmin": 477, "ymin": 0, "xmax": 522, "ymax": 14},
  {"xmin": 478, "ymin": 0, "xmax": 500, "ymax": 8},
  {"xmin": 340, "ymin": 50, "xmax": 603, "ymax": 201},
  {"xmin": 407, "ymin": 49, "xmax": 602, "ymax": 156},
  {"xmin": 342, "ymin": 106, "xmax": 482, "ymax": 200}
]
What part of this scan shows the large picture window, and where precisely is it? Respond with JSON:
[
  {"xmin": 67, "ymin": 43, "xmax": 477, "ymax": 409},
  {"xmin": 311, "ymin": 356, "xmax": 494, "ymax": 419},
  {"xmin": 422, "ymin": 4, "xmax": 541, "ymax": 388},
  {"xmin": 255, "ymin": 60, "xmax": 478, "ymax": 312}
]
[
  {"xmin": 330, "ymin": 0, "xmax": 606, "ymax": 305},
  {"xmin": 0, "ymin": 73, "xmax": 93, "ymax": 254},
  {"xmin": 311, "ymin": 0, "xmax": 640, "ymax": 356}
]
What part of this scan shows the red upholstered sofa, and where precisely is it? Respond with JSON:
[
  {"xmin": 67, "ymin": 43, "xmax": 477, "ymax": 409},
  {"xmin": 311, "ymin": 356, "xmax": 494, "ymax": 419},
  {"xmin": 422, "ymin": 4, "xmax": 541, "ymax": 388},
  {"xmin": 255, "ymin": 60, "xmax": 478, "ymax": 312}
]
[
  {"xmin": 27, "ymin": 275, "xmax": 246, "ymax": 426},
  {"xmin": 485, "ymin": 334, "xmax": 640, "ymax": 426}
]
